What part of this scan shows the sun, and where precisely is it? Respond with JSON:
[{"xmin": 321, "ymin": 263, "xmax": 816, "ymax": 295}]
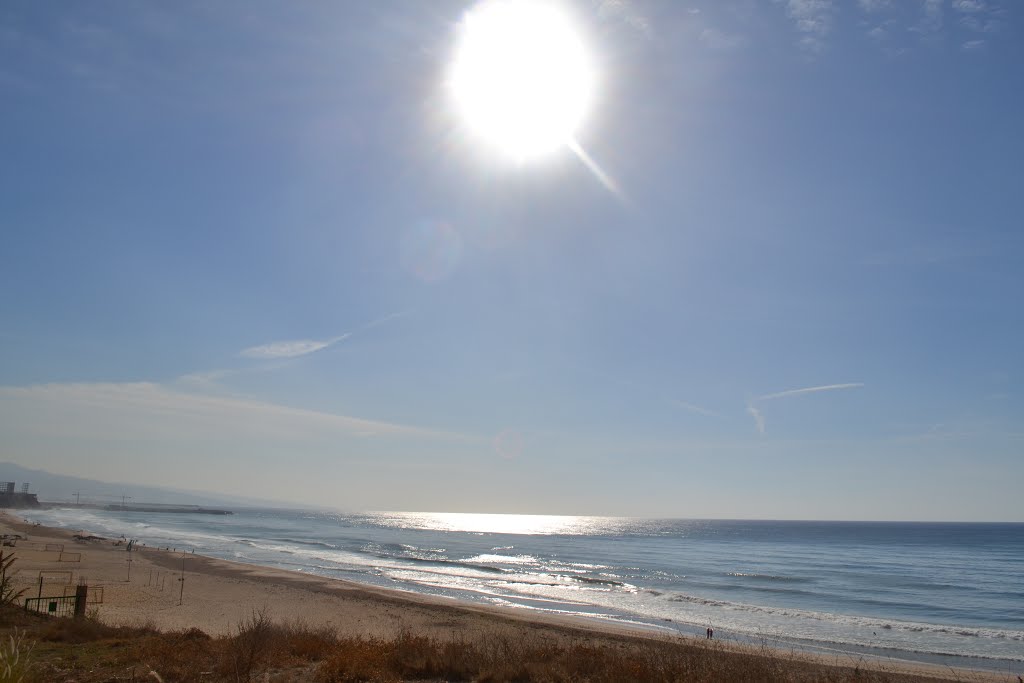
[{"xmin": 448, "ymin": 0, "xmax": 596, "ymax": 161}]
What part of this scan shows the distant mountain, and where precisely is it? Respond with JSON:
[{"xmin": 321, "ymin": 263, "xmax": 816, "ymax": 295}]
[{"xmin": 0, "ymin": 462, "xmax": 285, "ymax": 509}]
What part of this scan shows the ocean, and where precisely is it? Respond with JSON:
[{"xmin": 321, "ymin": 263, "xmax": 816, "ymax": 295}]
[{"xmin": 20, "ymin": 508, "xmax": 1024, "ymax": 672}]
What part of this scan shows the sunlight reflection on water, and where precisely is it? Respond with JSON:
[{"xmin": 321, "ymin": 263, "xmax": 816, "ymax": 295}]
[{"xmin": 365, "ymin": 511, "xmax": 626, "ymax": 535}]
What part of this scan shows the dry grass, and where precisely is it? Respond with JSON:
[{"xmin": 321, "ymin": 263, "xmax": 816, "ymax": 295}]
[
  {"xmin": 311, "ymin": 631, "xmax": 885, "ymax": 683},
  {"xmin": 0, "ymin": 604, "xmax": 996, "ymax": 683}
]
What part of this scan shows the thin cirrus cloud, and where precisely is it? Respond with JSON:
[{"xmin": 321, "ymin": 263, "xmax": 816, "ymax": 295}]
[
  {"xmin": 0, "ymin": 382, "xmax": 471, "ymax": 443},
  {"xmin": 749, "ymin": 383, "xmax": 864, "ymax": 434},
  {"xmin": 239, "ymin": 334, "xmax": 351, "ymax": 360}
]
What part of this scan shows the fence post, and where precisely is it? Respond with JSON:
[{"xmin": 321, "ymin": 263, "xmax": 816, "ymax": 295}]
[{"xmin": 74, "ymin": 584, "xmax": 88, "ymax": 617}]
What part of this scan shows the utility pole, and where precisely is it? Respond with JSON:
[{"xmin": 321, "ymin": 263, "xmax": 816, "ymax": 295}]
[
  {"xmin": 178, "ymin": 554, "xmax": 185, "ymax": 605},
  {"xmin": 73, "ymin": 490, "xmax": 80, "ymax": 505}
]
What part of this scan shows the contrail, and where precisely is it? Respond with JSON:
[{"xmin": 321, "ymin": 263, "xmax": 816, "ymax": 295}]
[
  {"xmin": 748, "ymin": 383, "xmax": 863, "ymax": 435},
  {"xmin": 758, "ymin": 383, "xmax": 864, "ymax": 401}
]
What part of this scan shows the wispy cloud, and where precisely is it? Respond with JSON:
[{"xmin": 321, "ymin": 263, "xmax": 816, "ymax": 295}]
[
  {"xmin": 952, "ymin": 0, "xmax": 986, "ymax": 13},
  {"xmin": 695, "ymin": 0, "xmax": 1015, "ymax": 58},
  {"xmin": 175, "ymin": 361, "xmax": 292, "ymax": 389},
  {"xmin": 596, "ymin": 0, "xmax": 653, "ymax": 38},
  {"xmin": 700, "ymin": 28, "xmax": 745, "ymax": 51},
  {"xmin": 912, "ymin": 0, "xmax": 943, "ymax": 35},
  {"xmin": 748, "ymin": 383, "xmax": 863, "ymax": 434},
  {"xmin": 176, "ymin": 368, "xmax": 237, "ymax": 387},
  {"xmin": 857, "ymin": 0, "xmax": 1011, "ymax": 50},
  {"xmin": 953, "ymin": 0, "xmax": 1005, "ymax": 37},
  {"xmin": 362, "ymin": 310, "xmax": 409, "ymax": 330},
  {"xmin": 240, "ymin": 334, "xmax": 351, "ymax": 359},
  {"xmin": 239, "ymin": 311, "xmax": 408, "ymax": 361},
  {"xmin": 0, "ymin": 382, "xmax": 470, "ymax": 442},
  {"xmin": 746, "ymin": 401, "xmax": 766, "ymax": 435},
  {"xmin": 780, "ymin": 0, "xmax": 836, "ymax": 53},
  {"xmin": 758, "ymin": 383, "xmax": 865, "ymax": 401},
  {"xmin": 672, "ymin": 400, "xmax": 721, "ymax": 418},
  {"xmin": 865, "ymin": 19, "xmax": 895, "ymax": 41},
  {"xmin": 858, "ymin": 0, "xmax": 891, "ymax": 11}
]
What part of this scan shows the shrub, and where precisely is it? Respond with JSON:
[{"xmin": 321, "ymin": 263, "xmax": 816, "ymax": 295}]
[
  {"xmin": 221, "ymin": 606, "xmax": 275, "ymax": 682},
  {"xmin": 315, "ymin": 637, "xmax": 394, "ymax": 683},
  {"xmin": 0, "ymin": 554, "xmax": 24, "ymax": 607},
  {"xmin": 0, "ymin": 629, "xmax": 32, "ymax": 683},
  {"xmin": 276, "ymin": 618, "xmax": 337, "ymax": 662}
]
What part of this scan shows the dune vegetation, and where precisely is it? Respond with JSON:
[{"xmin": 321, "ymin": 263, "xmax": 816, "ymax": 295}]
[{"xmin": 0, "ymin": 603, "xmax": 984, "ymax": 683}]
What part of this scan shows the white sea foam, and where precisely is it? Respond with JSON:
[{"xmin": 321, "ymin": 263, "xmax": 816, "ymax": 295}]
[{"xmin": 463, "ymin": 553, "xmax": 539, "ymax": 565}]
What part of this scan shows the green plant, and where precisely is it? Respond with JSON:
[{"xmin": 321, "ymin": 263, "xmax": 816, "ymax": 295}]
[
  {"xmin": 0, "ymin": 554, "xmax": 24, "ymax": 607},
  {"xmin": 0, "ymin": 629, "xmax": 32, "ymax": 683}
]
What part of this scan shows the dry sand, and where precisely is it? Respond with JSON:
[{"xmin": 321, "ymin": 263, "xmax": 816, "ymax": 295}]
[{"xmin": 1, "ymin": 511, "xmax": 1013, "ymax": 681}]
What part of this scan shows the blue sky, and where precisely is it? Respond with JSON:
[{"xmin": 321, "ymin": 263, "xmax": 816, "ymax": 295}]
[{"xmin": 1, "ymin": 0, "xmax": 1021, "ymax": 520}]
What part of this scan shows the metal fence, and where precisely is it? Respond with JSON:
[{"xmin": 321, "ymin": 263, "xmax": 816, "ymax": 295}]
[
  {"xmin": 24, "ymin": 585, "xmax": 89, "ymax": 618},
  {"xmin": 24, "ymin": 595, "xmax": 80, "ymax": 618}
]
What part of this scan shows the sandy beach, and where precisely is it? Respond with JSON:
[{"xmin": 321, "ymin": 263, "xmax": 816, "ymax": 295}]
[
  {"xmin": 1, "ymin": 511, "xmax": 1013, "ymax": 682},
  {"xmin": 4, "ymin": 511, "xmax": 599, "ymax": 640}
]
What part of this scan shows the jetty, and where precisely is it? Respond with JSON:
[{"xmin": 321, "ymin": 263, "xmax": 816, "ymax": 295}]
[{"xmin": 42, "ymin": 502, "xmax": 233, "ymax": 515}]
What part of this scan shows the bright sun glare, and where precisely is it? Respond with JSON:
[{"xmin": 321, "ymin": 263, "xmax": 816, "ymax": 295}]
[{"xmin": 449, "ymin": 0, "xmax": 596, "ymax": 161}]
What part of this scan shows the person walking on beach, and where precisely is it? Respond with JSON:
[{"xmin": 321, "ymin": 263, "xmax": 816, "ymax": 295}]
[{"xmin": 706, "ymin": 627, "xmax": 713, "ymax": 639}]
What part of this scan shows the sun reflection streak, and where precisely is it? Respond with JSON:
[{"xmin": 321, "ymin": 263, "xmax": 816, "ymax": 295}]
[{"xmin": 567, "ymin": 138, "xmax": 624, "ymax": 200}]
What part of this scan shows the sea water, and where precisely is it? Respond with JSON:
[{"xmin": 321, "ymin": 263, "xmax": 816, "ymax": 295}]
[{"xmin": 20, "ymin": 508, "xmax": 1023, "ymax": 672}]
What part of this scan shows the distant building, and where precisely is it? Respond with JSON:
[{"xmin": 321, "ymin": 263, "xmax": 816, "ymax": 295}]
[{"xmin": 0, "ymin": 482, "xmax": 40, "ymax": 508}]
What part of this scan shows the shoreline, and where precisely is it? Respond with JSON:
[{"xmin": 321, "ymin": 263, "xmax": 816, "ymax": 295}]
[{"xmin": 3, "ymin": 510, "xmax": 1016, "ymax": 682}]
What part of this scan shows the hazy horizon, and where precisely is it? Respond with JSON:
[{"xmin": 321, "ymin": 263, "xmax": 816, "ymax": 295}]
[
  {"xmin": 5, "ymin": 462, "xmax": 1021, "ymax": 523},
  {"xmin": 2, "ymin": 2, "xmax": 1022, "ymax": 522}
]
